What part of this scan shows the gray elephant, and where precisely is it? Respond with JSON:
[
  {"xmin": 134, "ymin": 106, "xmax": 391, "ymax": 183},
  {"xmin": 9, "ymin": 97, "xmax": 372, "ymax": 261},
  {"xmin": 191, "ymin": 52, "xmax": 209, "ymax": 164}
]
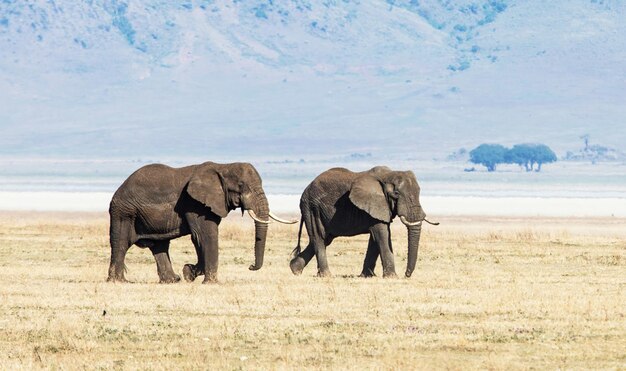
[
  {"xmin": 107, "ymin": 161, "xmax": 295, "ymax": 284},
  {"xmin": 289, "ymin": 166, "xmax": 437, "ymax": 278}
]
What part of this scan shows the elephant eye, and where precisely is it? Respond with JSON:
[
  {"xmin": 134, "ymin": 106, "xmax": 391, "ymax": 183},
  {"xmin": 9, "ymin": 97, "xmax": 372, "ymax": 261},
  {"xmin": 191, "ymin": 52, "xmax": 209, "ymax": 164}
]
[{"xmin": 392, "ymin": 190, "xmax": 401, "ymax": 199}]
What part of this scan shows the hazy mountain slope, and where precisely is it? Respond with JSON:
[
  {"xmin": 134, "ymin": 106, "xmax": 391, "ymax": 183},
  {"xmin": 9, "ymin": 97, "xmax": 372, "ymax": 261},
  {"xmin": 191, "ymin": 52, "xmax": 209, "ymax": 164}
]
[{"xmin": 0, "ymin": 0, "xmax": 624, "ymax": 160}]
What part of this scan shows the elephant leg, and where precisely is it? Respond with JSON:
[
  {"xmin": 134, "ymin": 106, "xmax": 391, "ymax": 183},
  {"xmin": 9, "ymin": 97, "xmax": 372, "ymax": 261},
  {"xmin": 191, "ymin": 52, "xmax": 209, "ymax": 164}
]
[
  {"xmin": 291, "ymin": 211, "xmax": 330, "ymax": 276},
  {"xmin": 289, "ymin": 241, "xmax": 316, "ymax": 275},
  {"xmin": 370, "ymin": 223, "xmax": 397, "ymax": 278},
  {"xmin": 183, "ymin": 235, "xmax": 205, "ymax": 282},
  {"xmin": 149, "ymin": 240, "xmax": 181, "ymax": 283},
  {"xmin": 186, "ymin": 213, "xmax": 220, "ymax": 283},
  {"xmin": 302, "ymin": 212, "xmax": 331, "ymax": 277},
  {"xmin": 360, "ymin": 234, "xmax": 379, "ymax": 277},
  {"xmin": 107, "ymin": 215, "xmax": 132, "ymax": 282},
  {"xmin": 201, "ymin": 223, "xmax": 219, "ymax": 283},
  {"xmin": 314, "ymin": 237, "xmax": 332, "ymax": 277}
]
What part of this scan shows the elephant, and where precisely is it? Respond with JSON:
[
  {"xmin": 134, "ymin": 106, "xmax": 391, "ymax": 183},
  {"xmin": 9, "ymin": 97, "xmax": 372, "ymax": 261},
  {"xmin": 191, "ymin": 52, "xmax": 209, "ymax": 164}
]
[
  {"xmin": 289, "ymin": 166, "xmax": 438, "ymax": 278},
  {"xmin": 107, "ymin": 161, "xmax": 296, "ymax": 284}
]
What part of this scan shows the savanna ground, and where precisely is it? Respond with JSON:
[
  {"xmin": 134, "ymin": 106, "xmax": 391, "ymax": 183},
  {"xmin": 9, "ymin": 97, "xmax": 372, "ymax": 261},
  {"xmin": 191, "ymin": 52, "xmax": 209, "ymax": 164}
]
[{"xmin": 0, "ymin": 211, "xmax": 624, "ymax": 370}]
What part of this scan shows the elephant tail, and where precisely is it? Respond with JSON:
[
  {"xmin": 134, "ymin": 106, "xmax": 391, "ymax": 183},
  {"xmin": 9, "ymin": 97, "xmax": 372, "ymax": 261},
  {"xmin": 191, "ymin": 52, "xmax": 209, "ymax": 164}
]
[{"xmin": 290, "ymin": 219, "xmax": 304, "ymax": 259}]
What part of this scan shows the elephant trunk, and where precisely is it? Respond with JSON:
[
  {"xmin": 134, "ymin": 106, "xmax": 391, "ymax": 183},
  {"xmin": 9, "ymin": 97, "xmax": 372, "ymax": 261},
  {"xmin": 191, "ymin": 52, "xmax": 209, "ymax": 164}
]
[
  {"xmin": 405, "ymin": 223, "xmax": 422, "ymax": 278},
  {"xmin": 250, "ymin": 221, "xmax": 268, "ymax": 270},
  {"xmin": 248, "ymin": 188, "xmax": 269, "ymax": 271}
]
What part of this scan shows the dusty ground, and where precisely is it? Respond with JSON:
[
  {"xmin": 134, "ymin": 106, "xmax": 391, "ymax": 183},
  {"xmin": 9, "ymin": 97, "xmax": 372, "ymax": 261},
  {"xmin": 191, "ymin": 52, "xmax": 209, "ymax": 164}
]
[{"xmin": 0, "ymin": 212, "xmax": 624, "ymax": 370}]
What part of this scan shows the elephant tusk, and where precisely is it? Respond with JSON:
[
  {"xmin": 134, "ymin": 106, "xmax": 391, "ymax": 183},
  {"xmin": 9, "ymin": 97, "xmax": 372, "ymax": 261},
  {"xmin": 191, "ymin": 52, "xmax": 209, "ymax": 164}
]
[
  {"xmin": 269, "ymin": 211, "xmax": 298, "ymax": 224},
  {"xmin": 399, "ymin": 215, "xmax": 422, "ymax": 227},
  {"xmin": 247, "ymin": 209, "xmax": 270, "ymax": 224},
  {"xmin": 423, "ymin": 218, "xmax": 440, "ymax": 226}
]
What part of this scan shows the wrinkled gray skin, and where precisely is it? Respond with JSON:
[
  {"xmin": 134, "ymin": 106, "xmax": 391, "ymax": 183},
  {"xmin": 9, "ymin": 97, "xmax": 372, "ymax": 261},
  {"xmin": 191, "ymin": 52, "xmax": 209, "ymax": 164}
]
[
  {"xmin": 108, "ymin": 162, "xmax": 270, "ymax": 284},
  {"xmin": 290, "ymin": 166, "xmax": 427, "ymax": 278}
]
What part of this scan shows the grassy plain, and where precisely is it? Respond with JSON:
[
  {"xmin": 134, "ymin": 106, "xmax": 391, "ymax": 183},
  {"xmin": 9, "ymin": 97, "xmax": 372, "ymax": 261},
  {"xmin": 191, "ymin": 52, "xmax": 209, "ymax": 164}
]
[{"xmin": 0, "ymin": 212, "xmax": 624, "ymax": 370}]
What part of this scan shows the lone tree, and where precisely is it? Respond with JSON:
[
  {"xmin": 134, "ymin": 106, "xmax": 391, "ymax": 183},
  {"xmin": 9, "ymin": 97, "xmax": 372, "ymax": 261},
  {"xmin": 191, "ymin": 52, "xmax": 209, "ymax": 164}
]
[
  {"xmin": 505, "ymin": 143, "xmax": 557, "ymax": 171},
  {"xmin": 530, "ymin": 143, "xmax": 557, "ymax": 171},
  {"xmin": 469, "ymin": 144, "xmax": 508, "ymax": 171},
  {"xmin": 580, "ymin": 134, "xmax": 590, "ymax": 151},
  {"xmin": 505, "ymin": 144, "xmax": 534, "ymax": 171}
]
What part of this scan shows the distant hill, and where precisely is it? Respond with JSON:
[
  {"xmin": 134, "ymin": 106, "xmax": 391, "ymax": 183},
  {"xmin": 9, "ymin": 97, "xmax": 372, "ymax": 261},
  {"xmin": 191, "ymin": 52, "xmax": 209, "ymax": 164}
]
[{"xmin": 1, "ymin": 0, "xmax": 625, "ymax": 160}]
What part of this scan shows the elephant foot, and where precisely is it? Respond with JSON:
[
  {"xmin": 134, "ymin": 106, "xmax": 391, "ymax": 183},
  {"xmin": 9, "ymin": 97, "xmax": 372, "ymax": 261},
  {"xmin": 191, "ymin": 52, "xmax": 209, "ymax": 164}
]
[
  {"xmin": 359, "ymin": 269, "xmax": 377, "ymax": 278},
  {"xmin": 106, "ymin": 275, "xmax": 129, "ymax": 283},
  {"xmin": 183, "ymin": 264, "xmax": 197, "ymax": 282},
  {"xmin": 382, "ymin": 271, "xmax": 398, "ymax": 279},
  {"xmin": 202, "ymin": 272, "xmax": 218, "ymax": 284},
  {"xmin": 159, "ymin": 273, "xmax": 181, "ymax": 284},
  {"xmin": 289, "ymin": 257, "xmax": 305, "ymax": 276},
  {"xmin": 317, "ymin": 269, "xmax": 332, "ymax": 278}
]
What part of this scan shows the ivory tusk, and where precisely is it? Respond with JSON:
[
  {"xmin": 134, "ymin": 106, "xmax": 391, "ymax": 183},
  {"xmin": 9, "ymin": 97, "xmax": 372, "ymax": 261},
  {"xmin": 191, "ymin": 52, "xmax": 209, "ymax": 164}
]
[
  {"xmin": 399, "ymin": 215, "xmax": 422, "ymax": 227},
  {"xmin": 269, "ymin": 211, "xmax": 298, "ymax": 224},
  {"xmin": 247, "ymin": 209, "xmax": 270, "ymax": 224},
  {"xmin": 424, "ymin": 218, "xmax": 440, "ymax": 226}
]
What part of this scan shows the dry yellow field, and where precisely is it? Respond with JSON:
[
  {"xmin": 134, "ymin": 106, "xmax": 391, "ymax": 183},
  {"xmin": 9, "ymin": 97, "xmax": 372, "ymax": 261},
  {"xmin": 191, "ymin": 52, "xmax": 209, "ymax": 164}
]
[{"xmin": 0, "ymin": 211, "xmax": 624, "ymax": 370}]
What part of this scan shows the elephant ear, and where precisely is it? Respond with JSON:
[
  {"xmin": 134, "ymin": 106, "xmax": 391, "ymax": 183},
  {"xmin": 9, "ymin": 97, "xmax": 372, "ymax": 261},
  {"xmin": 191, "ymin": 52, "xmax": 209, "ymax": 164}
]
[
  {"xmin": 186, "ymin": 167, "xmax": 229, "ymax": 218},
  {"xmin": 349, "ymin": 175, "xmax": 391, "ymax": 223}
]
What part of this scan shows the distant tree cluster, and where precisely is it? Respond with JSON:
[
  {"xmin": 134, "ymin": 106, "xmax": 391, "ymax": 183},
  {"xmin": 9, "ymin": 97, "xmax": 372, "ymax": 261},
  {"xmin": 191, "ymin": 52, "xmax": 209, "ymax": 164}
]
[
  {"xmin": 469, "ymin": 143, "xmax": 557, "ymax": 172},
  {"xmin": 563, "ymin": 135, "xmax": 625, "ymax": 163}
]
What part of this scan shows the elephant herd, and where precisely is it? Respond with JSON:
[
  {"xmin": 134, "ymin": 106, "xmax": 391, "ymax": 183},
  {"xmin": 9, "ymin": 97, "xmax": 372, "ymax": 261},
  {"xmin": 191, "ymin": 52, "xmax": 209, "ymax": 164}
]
[{"xmin": 107, "ymin": 161, "xmax": 437, "ymax": 284}]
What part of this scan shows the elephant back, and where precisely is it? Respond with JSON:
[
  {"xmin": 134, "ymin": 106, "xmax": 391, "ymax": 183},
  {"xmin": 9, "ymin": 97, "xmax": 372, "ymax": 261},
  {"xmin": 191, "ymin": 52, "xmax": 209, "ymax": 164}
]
[{"xmin": 111, "ymin": 163, "xmax": 195, "ymax": 209}]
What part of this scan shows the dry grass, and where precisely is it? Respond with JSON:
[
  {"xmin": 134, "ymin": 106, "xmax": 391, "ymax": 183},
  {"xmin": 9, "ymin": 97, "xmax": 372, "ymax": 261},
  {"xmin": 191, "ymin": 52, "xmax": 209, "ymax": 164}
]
[{"xmin": 0, "ymin": 212, "xmax": 625, "ymax": 370}]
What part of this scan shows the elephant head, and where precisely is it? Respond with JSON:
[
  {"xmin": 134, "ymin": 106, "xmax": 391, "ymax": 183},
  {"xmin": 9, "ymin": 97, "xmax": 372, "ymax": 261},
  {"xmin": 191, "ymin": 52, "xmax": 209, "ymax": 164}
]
[
  {"xmin": 187, "ymin": 162, "xmax": 295, "ymax": 271},
  {"xmin": 349, "ymin": 167, "xmax": 434, "ymax": 277}
]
